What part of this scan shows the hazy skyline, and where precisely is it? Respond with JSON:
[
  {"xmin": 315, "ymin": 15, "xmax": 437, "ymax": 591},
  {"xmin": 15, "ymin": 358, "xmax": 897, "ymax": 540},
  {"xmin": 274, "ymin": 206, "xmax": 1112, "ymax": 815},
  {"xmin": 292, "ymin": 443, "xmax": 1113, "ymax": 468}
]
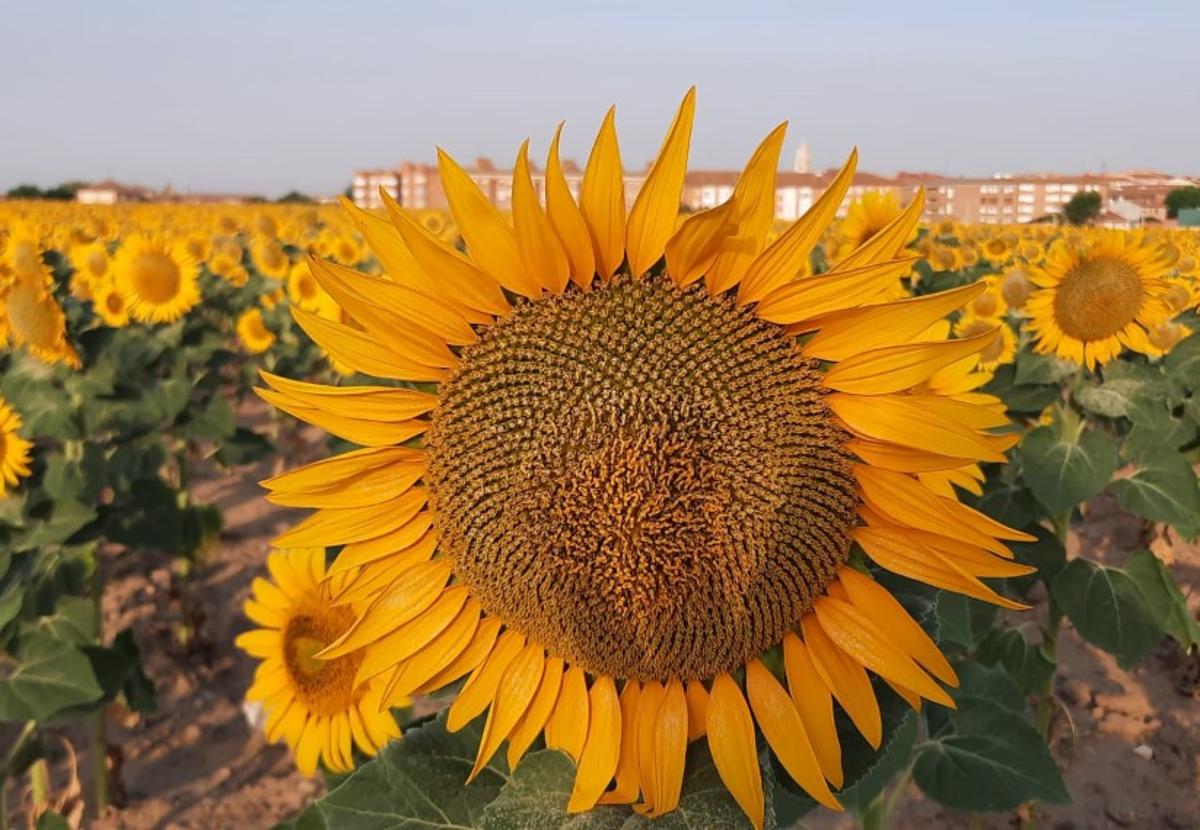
[{"xmin": 5, "ymin": 1, "xmax": 1198, "ymax": 197}]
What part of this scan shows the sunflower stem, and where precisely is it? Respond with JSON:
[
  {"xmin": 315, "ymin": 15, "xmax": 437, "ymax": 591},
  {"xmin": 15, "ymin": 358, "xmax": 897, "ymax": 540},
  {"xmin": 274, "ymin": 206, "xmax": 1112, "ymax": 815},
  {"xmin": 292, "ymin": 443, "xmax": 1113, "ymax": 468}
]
[
  {"xmin": 90, "ymin": 564, "xmax": 111, "ymax": 816},
  {"xmin": 28, "ymin": 759, "xmax": 50, "ymax": 806}
]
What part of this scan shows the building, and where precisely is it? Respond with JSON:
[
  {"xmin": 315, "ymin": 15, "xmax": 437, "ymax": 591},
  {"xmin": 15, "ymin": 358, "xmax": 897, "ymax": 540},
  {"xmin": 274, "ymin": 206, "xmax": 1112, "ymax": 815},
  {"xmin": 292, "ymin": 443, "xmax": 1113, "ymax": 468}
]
[
  {"xmin": 354, "ymin": 147, "xmax": 1199, "ymax": 226},
  {"xmin": 75, "ymin": 179, "xmax": 157, "ymax": 204}
]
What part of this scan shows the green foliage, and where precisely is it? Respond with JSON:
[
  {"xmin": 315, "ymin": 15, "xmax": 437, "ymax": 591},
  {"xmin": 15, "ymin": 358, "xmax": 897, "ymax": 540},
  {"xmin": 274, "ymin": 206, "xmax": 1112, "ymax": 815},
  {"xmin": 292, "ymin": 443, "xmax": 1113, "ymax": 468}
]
[
  {"xmin": 1061, "ymin": 190, "xmax": 1101, "ymax": 225},
  {"xmin": 1052, "ymin": 558, "xmax": 1163, "ymax": 667},
  {"xmin": 1164, "ymin": 185, "xmax": 1200, "ymax": 219},
  {"xmin": 1018, "ymin": 423, "xmax": 1118, "ymax": 517}
]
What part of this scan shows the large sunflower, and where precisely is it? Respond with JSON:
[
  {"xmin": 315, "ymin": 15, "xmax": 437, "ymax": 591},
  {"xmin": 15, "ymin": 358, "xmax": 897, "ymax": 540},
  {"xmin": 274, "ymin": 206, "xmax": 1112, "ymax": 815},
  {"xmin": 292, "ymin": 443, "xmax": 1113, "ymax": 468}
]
[
  {"xmin": 1025, "ymin": 231, "xmax": 1170, "ymax": 370},
  {"xmin": 256, "ymin": 91, "xmax": 1032, "ymax": 828},
  {"xmin": 0, "ymin": 396, "xmax": 33, "ymax": 498},
  {"xmin": 236, "ymin": 548, "xmax": 402, "ymax": 775},
  {"xmin": 112, "ymin": 234, "xmax": 200, "ymax": 324},
  {"xmin": 0, "ymin": 273, "xmax": 81, "ymax": 368}
]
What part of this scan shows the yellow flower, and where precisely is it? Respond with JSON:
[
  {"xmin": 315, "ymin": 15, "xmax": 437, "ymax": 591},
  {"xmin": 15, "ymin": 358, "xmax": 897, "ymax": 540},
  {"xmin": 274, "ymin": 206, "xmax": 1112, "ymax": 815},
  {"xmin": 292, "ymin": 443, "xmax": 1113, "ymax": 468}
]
[
  {"xmin": 92, "ymin": 281, "xmax": 131, "ymax": 328},
  {"xmin": 236, "ymin": 548, "xmax": 402, "ymax": 776},
  {"xmin": 237, "ymin": 308, "xmax": 276, "ymax": 353},
  {"xmin": 831, "ymin": 191, "xmax": 909, "ymax": 262},
  {"xmin": 0, "ymin": 397, "xmax": 33, "ymax": 497},
  {"xmin": 287, "ymin": 261, "xmax": 327, "ymax": 311},
  {"xmin": 112, "ymin": 235, "xmax": 200, "ymax": 324},
  {"xmin": 953, "ymin": 312, "xmax": 1016, "ymax": 371},
  {"xmin": 257, "ymin": 92, "xmax": 1033, "ymax": 828},
  {"xmin": 0, "ymin": 274, "xmax": 80, "ymax": 368},
  {"xmin": 254, "ymin": 239, "xmax": 292, "ymax": 280},
  {"xmin": 1025, "ymin": 231, "xmax": 1171, "ymax": 369}
]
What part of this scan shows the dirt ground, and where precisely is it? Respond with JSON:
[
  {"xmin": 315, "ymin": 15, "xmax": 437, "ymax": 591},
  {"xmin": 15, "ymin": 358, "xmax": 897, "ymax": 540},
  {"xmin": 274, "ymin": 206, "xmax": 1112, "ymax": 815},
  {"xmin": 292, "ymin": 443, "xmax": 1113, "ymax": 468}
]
[{"xmin": 7, "ymin": 444, "xmax": 1199, "ymax": 829}]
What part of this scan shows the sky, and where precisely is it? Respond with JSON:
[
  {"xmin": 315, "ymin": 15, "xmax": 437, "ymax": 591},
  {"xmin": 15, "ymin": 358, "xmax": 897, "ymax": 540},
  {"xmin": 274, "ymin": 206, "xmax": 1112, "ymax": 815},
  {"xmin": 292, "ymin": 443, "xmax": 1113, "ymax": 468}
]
[{"xmin": 4, "ymin": 1, "xmax": 1198, "ymax": 198}]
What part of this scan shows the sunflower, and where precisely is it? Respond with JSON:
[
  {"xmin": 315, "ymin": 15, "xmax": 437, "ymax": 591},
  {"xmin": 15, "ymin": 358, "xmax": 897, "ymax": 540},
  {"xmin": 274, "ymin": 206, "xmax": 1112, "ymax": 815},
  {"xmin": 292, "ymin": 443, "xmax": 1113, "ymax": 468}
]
[
  {"xmin": 254, "ymin": 239, "xmax": 292, "ymax": 280},
  {"xmin": 287, "ymin": 261, "xmax": 327, "ymax": 311},
  {"xmin": 0, "ymin": 274, "xmax": 80, "ymax": 368},
  {"xmin": 1000, "ymin": 267, "xmax": 1033, "ymax": 310},
  {"xmin": 69, "ymin": 242, "xmax": 111, "ymax": 293},
  {"xmin": 92, "ymin": 282, "xmax": 131, "ymax": 328},
  {"xmin": 980, "ymin": 234, "xmax": 1012, "ymax": 265},
  {"xmin": 0, "ymin": 397, "xmax": 33, "ymax": 498},
  {"xmin": 966, "ymin": 276, "xmax": 1006, "ymax": 319},
  {"xmin": 237, "ymin": 308, "xmax": 276, "ymax": 353},
  {"xmin": 112, "ymin": 235, "xmax": 200, "ymax": 324},
  {"xmin": 953, "ymin": 312, "xmax": 1015, "ymax": 371},
  {"xmin": 832, "ymin": 191, "xmax": 907, "ymax": 262},
  {"xmin": 257, "ymin": 91, "xmax": 1033, "ymax": 829},
  {"xmin": 237, "ymin": 548, "xmax": 402, "ymax": 776},
  {"xmin": 1025, "ymin": 231, "xmax": 1171, "ymax": 369}
]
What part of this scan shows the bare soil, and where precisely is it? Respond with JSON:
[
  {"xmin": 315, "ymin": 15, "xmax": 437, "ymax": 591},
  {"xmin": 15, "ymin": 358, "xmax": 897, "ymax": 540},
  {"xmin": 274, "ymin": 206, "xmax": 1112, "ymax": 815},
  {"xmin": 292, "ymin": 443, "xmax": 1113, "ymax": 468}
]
[{"xmin": 8, "ymin": 443, "xmax": 1199, "ymax": 829}]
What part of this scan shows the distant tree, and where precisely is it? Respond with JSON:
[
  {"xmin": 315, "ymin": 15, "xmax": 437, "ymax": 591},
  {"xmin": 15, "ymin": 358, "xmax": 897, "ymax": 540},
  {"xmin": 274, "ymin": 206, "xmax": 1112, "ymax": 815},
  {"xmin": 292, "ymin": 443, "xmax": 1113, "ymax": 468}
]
[
  {"xmin": 276, "ymin": 190, "xmax": 314, "ymax": 204},
  {"xmin": 42, "ymin": 182, "xmax": 81, "ymax": 200},
  {"xmin": 1165, "ymin": 186, "xmax": 1200, "ymax": 219},
  {"xmin": 6, "ymin": 184, "xmax": 43, "ymax": 199},
  {"xmin": 1062, "ymin": 190, "xmax": 1102, "ymax": 226},
  {"xmin": 245, "ymin": 195, "xmax": 268, "ymax": 204},
  {"xmin": 343, "ymin": 185, "xmax": 354, "ymax": 199}
]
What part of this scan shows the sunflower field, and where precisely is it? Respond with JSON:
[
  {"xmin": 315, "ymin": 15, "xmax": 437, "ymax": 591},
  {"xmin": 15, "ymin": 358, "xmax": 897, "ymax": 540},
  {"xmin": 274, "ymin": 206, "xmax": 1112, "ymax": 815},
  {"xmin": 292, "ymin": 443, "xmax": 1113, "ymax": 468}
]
[{"xmin": 2, "ymin": 93, "xmax": 1199, "ymax": 830}]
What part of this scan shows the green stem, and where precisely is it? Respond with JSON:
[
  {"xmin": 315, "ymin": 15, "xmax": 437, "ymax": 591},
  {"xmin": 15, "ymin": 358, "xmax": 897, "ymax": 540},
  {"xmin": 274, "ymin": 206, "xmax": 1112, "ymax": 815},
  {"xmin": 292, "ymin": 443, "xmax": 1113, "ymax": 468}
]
[
  {"xmin": 0, "ymin": 774, "xmax": 8, "ymax": 830},
  {"xmin": 0, "ymin": 721, "xmax": 37, "ymax": 830},
  {"xmin": 90, "ymin": 565, "xmax": 110, "ymax": 814}
]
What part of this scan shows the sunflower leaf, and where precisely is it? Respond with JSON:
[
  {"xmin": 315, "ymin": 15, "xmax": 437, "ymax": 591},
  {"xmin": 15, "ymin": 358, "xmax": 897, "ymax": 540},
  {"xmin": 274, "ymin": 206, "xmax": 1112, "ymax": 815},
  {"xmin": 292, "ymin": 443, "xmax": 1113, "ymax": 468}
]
[
  {"xmin": 1018, "ymin": 426, "xmax": 1118, "ymax": 517},
  {"xmin": 1111, "ymin": 447, "xmax": 1200, "ymax": 537},
  {"xmin": 1051, "ymin": 558, "xmax": 1163, "ymax": 668},
  {"xmin": 1122, "ymin": 549, "xmax": 1200, "ymax": 651},
  {"xmin": 0, "ymin": 630, "xmax": 104, "ymax": 722},
  {"xmin": 317, "ymin": 711, "xmax": 508, "ymax": 830}
]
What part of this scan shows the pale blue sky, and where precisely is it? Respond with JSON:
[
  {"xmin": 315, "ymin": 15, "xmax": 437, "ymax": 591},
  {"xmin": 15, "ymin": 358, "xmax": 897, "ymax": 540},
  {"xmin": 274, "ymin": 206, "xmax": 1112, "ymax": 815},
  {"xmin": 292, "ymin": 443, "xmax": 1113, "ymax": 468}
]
[{"xmin": 3, "ymin": 1, "xmax": 1197, "ymax": 197}]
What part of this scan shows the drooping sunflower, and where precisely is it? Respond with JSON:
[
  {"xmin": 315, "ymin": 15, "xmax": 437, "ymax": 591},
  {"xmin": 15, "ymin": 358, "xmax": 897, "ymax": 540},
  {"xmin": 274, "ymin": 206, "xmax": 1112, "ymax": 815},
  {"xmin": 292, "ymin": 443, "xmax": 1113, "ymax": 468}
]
[
  {"xmin": 0, "ymin": 397, "xmax": 33, "ymax": 498},
  {"xmin": 236, "ymin": 307, "xmax": 276, "ymax": 353},
  {"xmin": 1025, "ymin": 231, "xmax": 1171, "ymax": 369},
  {"xmin": 111, "ymin": 234, "xmax": 200, "ymax": 324},
  {"xmin": 257, "ymin": 91, "xmax": 1032, "ymax": 828},
  {"xmin": 236, "ymin": 548, "xmax": 402, "ymax": 776},
  {"xmin": 0, "ymin": 274, "xmax": 81, "ymax": 368}
]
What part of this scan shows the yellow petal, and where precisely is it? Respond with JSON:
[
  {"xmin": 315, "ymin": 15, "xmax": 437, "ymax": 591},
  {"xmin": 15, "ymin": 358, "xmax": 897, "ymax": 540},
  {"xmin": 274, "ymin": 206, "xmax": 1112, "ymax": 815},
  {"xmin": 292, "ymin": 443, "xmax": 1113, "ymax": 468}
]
[
  {"xmin": 634, "ymin": 681, "xmax": 664, "ymax": 813},
  {"xmin": 545, "ymin": 123, "xmax": 596, "ymax": 288},
  {"xmin": 330, "ymin": 531, "xmax": 439, "ymax": 606},
  {"xmin": 545, "ymin": 665, "xmax": 589, "ymax": 763},
  {"xmin": 847, "ymin": 439, "xmax": 974, "ymax": 473},
  {"xmin": 506, "ymin": 656, "xmax": 565, "ymax": 770},
  {"xmin": 626, "ymin": 88, "xmax": 696, "ymax": 278},
  {"xmin": 802, "ymin": 615, "xmax": 882, "ymax": 748},
  {"xmin": 318, "ymin": 559, "xmax": 451, "ymax": 658},
  {"xmin": 272, "ymin": 488, "xmax": 428, "ymax": 548},
  {"xmin": 737, "ymin": 147, "xmax": 857, "ymax": 305},
  {"xmin": 706, "ymin": 674, "xmax": 765, "ymax": 830},
  {"xmin": 259, "ymin": 372, "xmax": 438, "ymax": 420},
  {"xmin": 380, "ymin": 600, "xmax": 481, "ymax": 705},
  {"xmin": 290, "ymin": 306, "xmax": 448, "ymax": 383},
  {"xmin": 415, "ymin": 616, "xmax": 502, "ymax": 694},
  {"xmin": 294, "ymin": 716, "xmax": 325, "ymax": 776},
  {"xmin": 438, "ymin": 148, "xmax": 541, "ymax": 298},
  {"xmin": 647, "ymin": 680, "xmax": 688, "ymax": 816},
  {"xmin": 802, "ymin": 282, "xmax": 986, "ymax": 362},
  {"xmin": 567, "ymin": 676, "xmax": 621, "ymax": 813},
  {"xmin": 837, "ymin": 567, "xmax": 957, "ymax": 687},
  {"xmin": 813, "ymin": 597, "xmax": 953, "ymax": 707},
  {"xmin": 447, "ymin": 629, "xmax": 526, "ymax": 732},
  {"xmin": 822, "ymin": 327, "xmax": 1000, "ymax": 395},
  {"xmin": 513, "ymin": 141, "xmax": 569, "ymax": 294},
  {"xmin": 470, "ymin": 643, "xmax": 545, "ymax": 782},
  {"xmin": 828, "ymin": 393, "xmax": 1005, "ymax": 463},
  {"xmin": 663, "ymin": 198, "xmax": 739, "ymax": 288},
  {"xmin": 782, "ymin": 633, "xmax": 842, "ymax": 788},
  {"xmin": 685, "ymin": 680, "xmax": 708, "ymax": 742},
  {"xmin": 327, "ymin": 516, "xmax": 436, "ymax": 575},
  {"xmin": 580, "ymin": 107, "xmax": 626, "ymax": 279},
  {"xmin": 307, "ymin": 256, "xmax": 460, "ymax": 368},
  {"xmin": 256, "ymin": 388, "xmax": 428, "ymax": 448},
  {"xmin": 263, "ymin": 447, "xmax": 425, "ymax": 509},
  {"xmin": 754, "ymin": 258, "xmax": 919, "ymax": 326},
  {"xmin": 706, "ymin": 122, "xmax": 788, "ymax": 297},
  {"xmin": 745, "ymin": 659, "xmax": 841, "ymax": 811},
  {"xmin": 834, "ymin": 190, "xmax": 926, "ymax": 269},
  {"xmin": 353, "ymin": 585, "xmax": 468, "ymax": 685},
  {"xmin": 381, "ymin": 189, "xmax": 509, "ymax": 318},
  {"xmin": 599, "ymin": 680, "xmax": 641, "ymax": 804}
]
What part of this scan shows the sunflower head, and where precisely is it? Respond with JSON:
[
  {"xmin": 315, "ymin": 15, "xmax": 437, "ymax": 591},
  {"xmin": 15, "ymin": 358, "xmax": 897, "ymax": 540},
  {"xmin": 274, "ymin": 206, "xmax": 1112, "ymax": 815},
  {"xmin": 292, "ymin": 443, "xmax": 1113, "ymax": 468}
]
[
  {"xmin": 93, "ymin": 282, "xmax": 131, "ymax": 328},
  {"xmin": 255, "ymin": 92, "xmax": 1033, "ymax": 829},
  {"xmin": 1026, "ymin": 231, "xmax": 1170, "ymax": 369},
  {"xmin": 0, "ymin": 397, "xmax": 33, "ymax": 497},
  {"xmin": 236, "ymin": 307, "xmax": 276, "ymax": 353},
  {"xmin": 112, "ymin": 235, "xmax": 200, "ymax": 324},
  {"xmin": 236, "ymin": 548, "xmax": 402, "ymax": 776},
  {"xmin": 0, "ymin": 274, "xmax": 80, "ymax": 368}
]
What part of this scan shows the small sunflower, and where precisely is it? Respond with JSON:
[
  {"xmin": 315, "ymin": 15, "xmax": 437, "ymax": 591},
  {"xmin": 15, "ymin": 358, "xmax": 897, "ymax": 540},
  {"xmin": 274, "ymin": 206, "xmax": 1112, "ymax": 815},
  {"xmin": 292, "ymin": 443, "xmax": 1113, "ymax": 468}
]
[
  {"xmin": 236, "ymin": 548, "xmax": 402, "ymax": 776},
  {"xmin": 112, "ymin": 235, "xmax": 200, "ymax": 324},
  {"xmin": 966, "ymin": 276, "xmax": 1006, "ymax": 319},
  {"xmin": 69, "ymin": 242, "xmax": 111, "ymax": 293},
  {"xmin": 92, "ymin": 282, "xmax": 131, "ymax": 328},
  {"xmin": 0, "ymin": 397, "xmax": 33, "ymax": 498},
  {"xmin": 1000, "ymin": 267, "xmax": 1033, "ymax": 310},
  {"xmin": 237, "ymin": 308, "xmax": 276, "ymax": 353},
  {"xmin": 257, "ymin": 92, "xmax": 1033, "ymax": 829},
  {"xmin": 953, "ymin": 312, "xmax": 1015, "ymax": 371},
  {"xmin": 832, "ymin": 191, "xmax": 907, "ymax": 262},
  {"xmin": 287, "ymin": 261, "xmax": 327, "ymax": 311},
  {"xmin": 1026, "ymin": 231, "xmax": 1171, "ymax": 369},
  {"xmin": 0, "ymin": 274, "xmax": 80, "ymax": 368},
  {"xmin": 254, "ymin": 239, "xmax": 292, "ymax": 280}
]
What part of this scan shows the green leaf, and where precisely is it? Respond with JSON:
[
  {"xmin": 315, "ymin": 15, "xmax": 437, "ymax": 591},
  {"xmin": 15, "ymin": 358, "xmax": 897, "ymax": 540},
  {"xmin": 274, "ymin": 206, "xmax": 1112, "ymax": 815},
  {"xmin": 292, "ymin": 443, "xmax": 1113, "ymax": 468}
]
[
  {"xmin": 1014, "ymin": 352, "xmax": 1076, "ymax": 386},
  {"xmin": 84, "ymin": 628, "xmax": 157, "ymax": 713},
  {"xmin": 1124, "ymin": 399, "xmax": 1196, "ymax": 461},
  {"xmin": 976, "ymin": 477, "xmax": 1037, "ymax": 530},
  {"xmin": 951, "ymin": 660, "xmax": 1027, "ymax": 713},
  {"xmin": 913, "ymin": 695, "xmax": 1068, "ymax": 811},
  {"xmin": 976, "ymin": 627, "xmax": 1056, "ymax": 695},
  {"xmin": 1018, "ymin": 426, "xmax": 1118, "ymax": 516},
  {"xmin": 1052, "ymin": 558, "xmax": 1163, "ymax": 667},
  {"xmin": 1164, "ymin": 333, "xmax": 1200, "ymax": 389},
  {"xmin": 0, "ymin": 630, "xmax": 104, "ymax": 722},
  {"xmin": 936, "ymin": 592, "xmax": 999, "ymax": 652},
  {"xmin": 26, "ymin": 595, "xmax": 96, "ymax": 645},
  {"xmin": 186, "ymin": 394, "xmax": 236, "ymax": 441},
  {"xmin": 1123, "ymin": 549, "xmax": 1200, "ymax": 651},
  {"xmin": 318, "ymin": 712, "xmax": 507, "ymax": 830},
  {"xmin": 1009, "ymin": 525, "xmax": 1067, "ymax": 583},
  {"xmin": 273, "ymin": 804, "xmax": 328, "ymax": 830},
  {"xmin": 1111, "ymin": 447, "xmax": 1200, "ymax": 535}
]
